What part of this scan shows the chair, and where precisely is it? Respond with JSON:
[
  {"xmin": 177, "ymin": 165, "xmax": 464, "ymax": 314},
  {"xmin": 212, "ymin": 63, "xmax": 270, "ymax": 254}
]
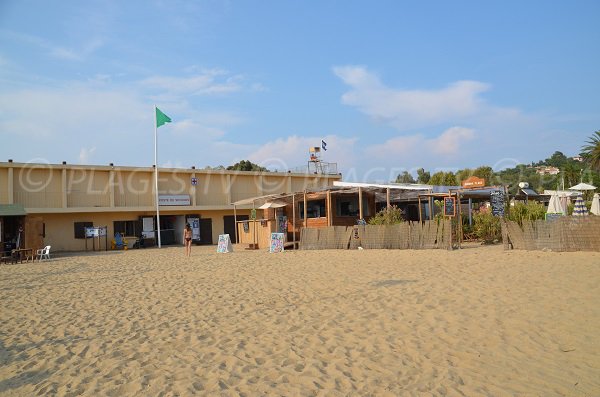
[
  {"xmin": 112, "ymin": 233, "xmax": 126, "ymax": 250},
  {"xmin": 36, "ymin": 245, "xmax": 51, "ymax": 261}
]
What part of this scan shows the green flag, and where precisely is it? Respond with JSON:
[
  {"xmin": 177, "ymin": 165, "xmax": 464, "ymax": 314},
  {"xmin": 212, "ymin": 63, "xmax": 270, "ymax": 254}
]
[{"xmin": 156, "ymin": 107, "xmax": 172, "ymax": 128}]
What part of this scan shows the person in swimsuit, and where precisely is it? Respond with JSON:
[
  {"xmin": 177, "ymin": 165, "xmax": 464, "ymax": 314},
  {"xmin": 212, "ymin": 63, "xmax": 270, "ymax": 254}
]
[{"xmin": 183, "ymin": 223, "xmax": 193, "ymax": 257}]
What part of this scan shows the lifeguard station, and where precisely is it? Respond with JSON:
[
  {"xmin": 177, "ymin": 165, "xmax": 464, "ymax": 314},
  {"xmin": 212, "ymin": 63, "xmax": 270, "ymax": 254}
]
[{"xmin": 307, "ymin": 146, "xmax": 337, "ymax": 175}]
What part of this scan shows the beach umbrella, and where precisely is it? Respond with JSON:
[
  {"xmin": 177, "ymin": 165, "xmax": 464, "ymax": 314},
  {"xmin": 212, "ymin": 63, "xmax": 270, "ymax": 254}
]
[
  {"xmin": 572, "ymin": 196, "xmax": 589, "ymax": 216},
  {"xmin": 568, "ymin": 182, "xmax": 596, "ymax": 191},
  {"xmin": 591, "ymin": 193, "xmax": 600, "ymax": 216},
  {"xmin": 547, "ymin": 193, "xmax": 566, "ymax": 215}
]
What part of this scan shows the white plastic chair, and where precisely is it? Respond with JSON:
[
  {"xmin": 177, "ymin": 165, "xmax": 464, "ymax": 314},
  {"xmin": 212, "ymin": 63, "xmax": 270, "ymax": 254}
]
[{"xmin": 37, "ymin": 245, "xmax": 51, "ymax": 261}]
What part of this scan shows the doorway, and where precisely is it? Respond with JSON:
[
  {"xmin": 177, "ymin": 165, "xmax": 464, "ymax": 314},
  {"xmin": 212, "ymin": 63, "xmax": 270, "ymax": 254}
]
[
  {"xmin": 198, "ymin": 218, "xmax": 213, "ymax": 245},
  {"xmin": 224, "ymin": 215, "xmax": 249, "ymax": 243}
]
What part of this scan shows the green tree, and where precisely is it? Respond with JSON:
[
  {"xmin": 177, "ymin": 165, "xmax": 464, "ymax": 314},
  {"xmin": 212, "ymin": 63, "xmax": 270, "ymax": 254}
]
[
  {"xmin": 581, "ymin": 130, "xmax": 600, "ymax": 171},
  {"xmin": 395, "ymin": 171, "xmax": 416, "ymax": 184},
  {"xmin": 429, "ymin": 171, "xmax": 457, "ymax": 186},
  {"xmin": 226, "ymin": 160, "xmax": 269, "ymax": 172},
  {"xmin": 416, "ymin": 168, "xmax": 430, "ymax": 184},
  {"xmin": 456, "ymin": 168, "xmax": 473, "ymax": 184},
  {"xmin": 473, "ymin": 166, "xmax": 494, "ymax": 185},
  {"xmin": 545, "ymin": 151, "xmax": 568, "ymax": 167}
]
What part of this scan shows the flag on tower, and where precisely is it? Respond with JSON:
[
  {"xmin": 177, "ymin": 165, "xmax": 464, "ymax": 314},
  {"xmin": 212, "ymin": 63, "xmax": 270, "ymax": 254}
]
[{"xmin": 321, "ymin": 140, "xmax": 327, "ymax": 151}]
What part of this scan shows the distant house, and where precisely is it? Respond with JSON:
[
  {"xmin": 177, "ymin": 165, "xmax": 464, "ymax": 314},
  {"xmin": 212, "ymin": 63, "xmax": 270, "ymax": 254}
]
[
  {"xmin": 536, "ymin": 166, "xmax": 560, "ymax": 175},
  {"xmin": 572, "ymin": 155, "xmax": 584, "ymax": 162}
]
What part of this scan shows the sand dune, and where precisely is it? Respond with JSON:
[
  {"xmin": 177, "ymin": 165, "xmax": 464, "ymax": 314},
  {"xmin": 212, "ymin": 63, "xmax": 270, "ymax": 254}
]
[{"xmin": 1, "ymin": 245, "xmax": 599, "ymax": 396}]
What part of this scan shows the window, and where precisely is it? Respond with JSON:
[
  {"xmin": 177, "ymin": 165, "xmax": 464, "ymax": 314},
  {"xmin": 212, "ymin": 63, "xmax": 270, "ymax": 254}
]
[
  {"xmin": 74, "ymin": 221, "xmax": 93, "ymax": 239},
  {"xmin": 336, "ymin": 196, "xmax": 370, "ymax": 217},
  {"xmin": 113, "ymin": 220, "xmax": 140, "ymax": 237},
  {"xmin": 298, "ymin": 199, "xmax": 326, "ymax": 219}
]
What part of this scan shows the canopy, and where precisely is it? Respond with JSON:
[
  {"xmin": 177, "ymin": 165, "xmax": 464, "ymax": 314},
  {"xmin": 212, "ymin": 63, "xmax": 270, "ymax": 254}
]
[
  {"xmin": 572, "ymin": 196, "xmax": 589, "ymax": 216},
  {"xmin": 569, "ymin": 182, "xmax": 596, "ymax": 191},
  {"xmin": 258, "ymin": 201, "xmax": 286, "ymax": 209},
  {"xmin": 547, "ymin": 194, "xmax": 566, "ymax": 215},
  {"xmin": 591, "ymin": 193, "xmax": 600, "ymax": 216}
]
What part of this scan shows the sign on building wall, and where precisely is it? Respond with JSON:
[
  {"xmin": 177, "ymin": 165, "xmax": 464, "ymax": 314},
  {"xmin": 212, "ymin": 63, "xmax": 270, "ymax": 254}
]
[
  {"xmin": 158, "ymin": 194, "xmax": 191, "ymax": 206},
  {"xmin": 191, "ymin": 177, "xmax": 198, "ymax": 186}
]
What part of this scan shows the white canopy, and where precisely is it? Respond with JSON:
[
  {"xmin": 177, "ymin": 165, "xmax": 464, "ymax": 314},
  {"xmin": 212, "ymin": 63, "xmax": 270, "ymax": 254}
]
[
  {"xmin": 569, "ymin": 182, "xmax": 596, "ymax": 191},
  {"xmin": 258, "ymin": 201, "xmax": 286, "ymax": 209},
  {"xmin": 591, "ymin": 193, "xmax": 600, "ymax": 216}
]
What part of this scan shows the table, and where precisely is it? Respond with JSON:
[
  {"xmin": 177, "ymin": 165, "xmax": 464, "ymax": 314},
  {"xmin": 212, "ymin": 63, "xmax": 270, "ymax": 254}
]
[{"xmin": 11, "ymin": 248, "xmax": 35, "ymax": 264}]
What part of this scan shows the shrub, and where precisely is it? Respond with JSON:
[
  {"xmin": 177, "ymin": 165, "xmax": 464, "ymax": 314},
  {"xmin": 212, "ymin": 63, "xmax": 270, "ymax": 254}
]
[
  {"xmin": 506, "ymin": 202, "xmax": 546, "ymax": 226},
  {"xmin": 368, "ymin": 206, "xmax": 405, "ymax": 225},
  {"xmin": 472, "ymin": 210, "xmax": 502, "ymax": 243}
]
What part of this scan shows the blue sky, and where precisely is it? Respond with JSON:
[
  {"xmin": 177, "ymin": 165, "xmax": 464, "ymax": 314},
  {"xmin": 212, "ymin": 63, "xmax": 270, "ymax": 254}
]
[{"xmin": 1, "ymin": 0, "xmax": 599, "ymax": 182}]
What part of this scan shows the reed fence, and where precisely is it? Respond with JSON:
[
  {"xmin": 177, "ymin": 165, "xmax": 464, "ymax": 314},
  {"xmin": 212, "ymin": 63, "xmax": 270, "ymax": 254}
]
[
  {"xmin": 502, "ymin": 217, "xmax": 600, "ymax": 252},
  {"xmin": 299, "ymin": 220, "xmax": 453, "ymax": 250}
]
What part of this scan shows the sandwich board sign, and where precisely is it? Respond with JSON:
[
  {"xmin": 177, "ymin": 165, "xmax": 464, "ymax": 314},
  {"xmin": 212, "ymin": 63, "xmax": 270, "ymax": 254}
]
[
  {"xmin": 269, "ymin": 233, "xmax": 285, "ymax": 253},
  {"xmin": 217, "ymin": 234, "xmax": 233, "ymax": 253}
]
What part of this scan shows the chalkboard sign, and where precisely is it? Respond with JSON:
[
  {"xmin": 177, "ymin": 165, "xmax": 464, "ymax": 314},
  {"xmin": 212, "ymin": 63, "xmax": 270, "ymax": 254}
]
[
  {"xmin": 443, "ymin": 197, "xmax": 456, "ymax": 217},
  {"xmin": 490, "ymin": 190, "xmax": 505, "ymax": 217}
]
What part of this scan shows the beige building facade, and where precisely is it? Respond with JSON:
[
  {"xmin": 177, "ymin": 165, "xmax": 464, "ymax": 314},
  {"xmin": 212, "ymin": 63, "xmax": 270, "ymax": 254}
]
[{"xmin": 0, "ymin": 161, "xmax": 340, "ymax": 252}]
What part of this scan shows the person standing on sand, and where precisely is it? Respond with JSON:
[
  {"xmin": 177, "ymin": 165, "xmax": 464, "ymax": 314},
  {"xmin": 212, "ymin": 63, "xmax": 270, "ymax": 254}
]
[{"xmin": 183, "ymin": 223, "xmax": 193, "ymax": 257}]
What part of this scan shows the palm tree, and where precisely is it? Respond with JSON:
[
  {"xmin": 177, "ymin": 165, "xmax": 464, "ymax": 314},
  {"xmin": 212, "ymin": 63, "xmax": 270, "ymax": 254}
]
[{"xmin": 581, "ymin": 130, "xmax": 600, "ymax": 171}]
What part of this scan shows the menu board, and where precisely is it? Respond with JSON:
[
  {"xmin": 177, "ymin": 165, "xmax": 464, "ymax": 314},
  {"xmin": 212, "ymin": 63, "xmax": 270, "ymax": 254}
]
[
  {"xmin": 490, "ymin": 190, "xmax": 505, "ymax": 217},
  {"xmin": 269, "ymin": 233, "xmax": 285, "ymax": 253},
  {"xmin": 217, "ymin": 234, "xmax": 233, "ymax": 253},
  {"xmin": 444, "ymin": 197, "xmax": 456, "ymax": 217}
]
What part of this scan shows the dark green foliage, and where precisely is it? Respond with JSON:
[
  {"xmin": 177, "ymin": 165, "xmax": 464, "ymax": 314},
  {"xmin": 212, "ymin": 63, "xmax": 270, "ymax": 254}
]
[
  {"xmin": 395, "ymin": 171, "xmax": 416, "ymax": 184},
  {"xmin": 226, "ymin": 160, "xmax": 269, "ymax": 172}
]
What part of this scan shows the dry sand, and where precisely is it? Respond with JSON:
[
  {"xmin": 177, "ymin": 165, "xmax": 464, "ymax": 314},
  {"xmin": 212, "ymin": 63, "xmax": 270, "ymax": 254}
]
[{"xmin": 1, "ymin": 245, "xmax": 599, "ymax": 396}]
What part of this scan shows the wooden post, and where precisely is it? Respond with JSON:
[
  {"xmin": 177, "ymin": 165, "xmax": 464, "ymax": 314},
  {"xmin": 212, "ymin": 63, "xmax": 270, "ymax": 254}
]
[
  {"xmin": 233, "ymin": 204, "xmax": 238, "ymax": 243},
  {"xmin": 358, "ymin": 187, "xmax": 363, "ymax": 221},
  {"xmin": 303, "ymin": 190, "xmax": 307, "ymax": 228},
  {"xmin": 292, "ymin": 193, "xmax": 296, "ymax": 244},
  {"xmin": 418, "ymin": 195, "xmax": 422, "ymax": 223},
  {"xmin": 386, "ymin": 187, "xmax": 391, "ymax": 209},
  {"xmin": 327, "ymin": 190, "xmax": 332, "ymax": 226}
]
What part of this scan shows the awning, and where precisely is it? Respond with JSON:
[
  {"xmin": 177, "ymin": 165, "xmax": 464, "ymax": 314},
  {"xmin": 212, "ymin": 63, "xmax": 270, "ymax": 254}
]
[
  {"xmin": 258, "ymin": 201, "xmax": 287, "ymax": 209},
  {"xmin": 0, "ymin": 204, "xmax": 27, "ymax": 216}
]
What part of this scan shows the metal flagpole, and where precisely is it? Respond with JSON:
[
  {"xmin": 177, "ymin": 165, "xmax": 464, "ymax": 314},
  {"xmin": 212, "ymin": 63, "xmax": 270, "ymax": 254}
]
[{"xmin": 154, "ymin": 105, "xmax": 162, "ymax": 248}]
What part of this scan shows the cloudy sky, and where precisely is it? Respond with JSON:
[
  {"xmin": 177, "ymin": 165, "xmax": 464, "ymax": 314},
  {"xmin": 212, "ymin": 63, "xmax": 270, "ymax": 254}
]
[{"xmin": 1, "ymin": 1, "xmax": 598, "ymax": 182}]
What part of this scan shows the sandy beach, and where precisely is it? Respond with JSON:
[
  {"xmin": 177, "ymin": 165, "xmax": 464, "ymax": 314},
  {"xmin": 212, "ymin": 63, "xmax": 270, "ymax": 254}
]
[{"xmin": 1, "ymin": 245, "xmax": 599, "ymax": 396}]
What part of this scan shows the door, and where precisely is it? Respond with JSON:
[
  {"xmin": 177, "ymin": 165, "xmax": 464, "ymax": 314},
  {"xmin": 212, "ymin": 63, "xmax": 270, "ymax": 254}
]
[
  {"xmin": 199, "ymin": 218, "xmax": 213, "ymax": 245},
  {"xmin": 224, "ymin": 215, "xmax": 249, "ymax": 243},
  {"xmin": 24, "ymin": 216, "xmax": 44, "ymax": 249}
]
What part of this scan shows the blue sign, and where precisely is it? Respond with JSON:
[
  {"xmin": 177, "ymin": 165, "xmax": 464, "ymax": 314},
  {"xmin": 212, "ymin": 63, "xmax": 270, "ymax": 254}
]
[{"xmin": 191, "ymin": 177, "xmax": 198, "ymax": 186}]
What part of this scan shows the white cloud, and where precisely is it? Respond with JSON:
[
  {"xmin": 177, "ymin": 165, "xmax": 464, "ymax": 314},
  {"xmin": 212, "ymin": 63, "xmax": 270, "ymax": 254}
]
[
  {"xmin": 247, "ymin": 135, "xmax": 358, "ymax": 172},
  {"xmin": 333, "ymin": 65, "xmax": 495, "ymax": 129},
  {"xmin": 79, "ymin": 146, "xmax": 96, "ymax": 163},
  {"xmin": 428, "ymin": 127, "xmax": 475, "ymax": 155},
  {"xmin": 140, "ymin": 70, "xmax": 246, "ymax": 97}
]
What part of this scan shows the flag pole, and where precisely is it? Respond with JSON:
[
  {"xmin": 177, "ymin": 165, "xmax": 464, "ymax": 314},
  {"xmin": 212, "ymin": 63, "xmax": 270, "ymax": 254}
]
[{"xmin": 154, "ymin": 105, "xmax": 162, "ymax": 248}]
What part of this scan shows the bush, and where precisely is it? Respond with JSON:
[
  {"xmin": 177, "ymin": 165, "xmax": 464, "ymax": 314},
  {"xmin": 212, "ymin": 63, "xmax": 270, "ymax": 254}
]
[
  {"xmin": 368, "ymin": 206, "xmax": 405, "ymax": 225},
  {"xmin": 472, "ymin": 210, "xmax": 502, "ymax": 243},
  {"xmin": 506, "ymin": 202, "xmax": 546, "ymax": 226}
]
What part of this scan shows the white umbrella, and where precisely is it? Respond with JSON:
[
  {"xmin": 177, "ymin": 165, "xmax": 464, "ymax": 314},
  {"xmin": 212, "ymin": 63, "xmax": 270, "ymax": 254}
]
[
  {"xmin": 547, "ymin": 193, "xmax": 566, "ymax": 215},
  {"xmin": 568, "ymin": 182, "xmax": 596, "ymax": 191},
  {"xmin": 572, "ymin": 196, "xmax": 589, "ymax": 216},
  {"xmin": 591, "ymin": 193, "xmax": 600, "ymax": 216}
]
